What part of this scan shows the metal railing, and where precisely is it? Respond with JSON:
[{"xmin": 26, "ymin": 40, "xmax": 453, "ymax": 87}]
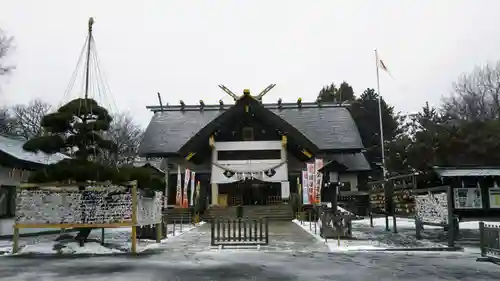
[
  {"xmin": 211, "ymin": 217, "xmax": 269, "ymax": 247},
  {"xmin": 137, "ymin": 213, "xmax": 201, "ymax": 241},
  {"xmin": 479, "ymin": 222, "xmax": 500, "ymax": 262}
]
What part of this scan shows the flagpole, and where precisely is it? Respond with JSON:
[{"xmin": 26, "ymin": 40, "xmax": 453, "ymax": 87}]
[{"xmin": 374, "ymin": 49, "xmax": 387, "ymax": 180}]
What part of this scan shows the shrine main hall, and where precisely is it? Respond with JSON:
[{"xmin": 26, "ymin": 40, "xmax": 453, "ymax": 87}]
[{"xmin": 138, "ymin": 88, "xmax": 370, "ymax": 207}]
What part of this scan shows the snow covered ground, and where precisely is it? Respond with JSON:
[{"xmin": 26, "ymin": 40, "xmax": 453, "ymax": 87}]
[
  {"xmin": 2, "ymin": 220, "xmax": 500, "ymax": 280},
  {"xmin": 295, "ymin": 216, "xmax": 499, "ymax": 253},
  {"xmin": 0, "ymin": 222, "xmax": 204, "ymax": 256}
]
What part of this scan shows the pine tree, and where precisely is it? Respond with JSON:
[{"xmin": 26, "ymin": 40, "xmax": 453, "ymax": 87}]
[{"xmin": 23, "ymin": 98, "xmax": 119, "ymax": 183}]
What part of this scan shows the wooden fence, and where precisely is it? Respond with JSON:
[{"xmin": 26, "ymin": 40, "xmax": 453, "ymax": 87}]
[
  {"xmin": 479, "ymin": 222, "xmax": 500, "ymax": 263},
  {"xmin": 210, "ymin": 217, "xmax": 269, "ymax": 247}
]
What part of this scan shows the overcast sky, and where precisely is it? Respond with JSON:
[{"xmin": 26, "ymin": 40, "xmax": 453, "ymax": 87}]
[{"xmin": 2, "ymin": 0, "xmax": 500, "ymax": 127}]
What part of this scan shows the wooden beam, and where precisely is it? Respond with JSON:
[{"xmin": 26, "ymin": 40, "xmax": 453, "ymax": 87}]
[
  {"xmin": 301, "ymin": 149, "xmax": 312, "ymax": 158},
  {"xmin": 281, "ymin": 135, "xmax": 287, "ymax": 147},
  {"xmin": 14, "ymin": 222, "xmax": 134, "ymax": 229},
  {"xmin": 185, "ymin": 152, "xmax": 196, "ymax": 161},
  {"xmin": 218, "ymin": 85, "xmax": 238, "ymax": 100},
  {"xmin": 19, "ymin": 181, "xmax": 137, "ymax": 189},
  {"xmin": 255, "ymin": 84, "xmax": 276, "ymax": 100},
  {"xmin": 209, "ymin": 135, "xmax": 215, "ymax": 148}
]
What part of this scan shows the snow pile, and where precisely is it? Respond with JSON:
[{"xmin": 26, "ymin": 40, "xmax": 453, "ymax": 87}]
[
  {"xmin": 364, "ymin": 216, "xmax": 495, "ymax": 230},
  {"xmin": 7, "ymin": 221, "xmax": 206, "ymax": 256},
  {"xmin": 0, "ymin": 240, "xmax": 11, "ymax": 255},
  {"xmin": 19, "ymin": 242, "xmax": 123, "ymax": 255},
  {"xmin": 295, "ymin": 215, "xmax": 460, "ymax": 252}
]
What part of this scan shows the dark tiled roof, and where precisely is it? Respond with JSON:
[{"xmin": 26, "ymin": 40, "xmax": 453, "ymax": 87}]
[
  {"xmin": 0, "ymin": 135, "xmax": 68, "ymax": 165},
  {"xmin": 139, "ymin": 102, "xmax": 364, "ymax": 156},
  {"xmin": 328, "ymin": 153, "xmax": 371, "ymax": 172}
]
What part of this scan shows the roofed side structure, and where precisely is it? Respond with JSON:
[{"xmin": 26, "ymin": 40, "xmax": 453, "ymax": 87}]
[{"xmin": 0, "ymin": 135, "xmax": 68, "ymax": 167}]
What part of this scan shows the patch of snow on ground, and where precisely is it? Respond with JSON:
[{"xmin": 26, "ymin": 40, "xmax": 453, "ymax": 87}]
[
  {"xmin": 19, "ymin": 243, "xmax": 57, "ymax": 254},
  {"xmin": 59, "ymin": 242, "xmax": 123, "ymax": 254},
  {"xmin": 294, "ymin": 215, "xmax": 457, "ymax": 252},
  {"xmin": 3, "ymin": 222, "xmax": 206, "ymax": 256},
  {"xmin": 364, "ymin": 216, "xmax": 498, "ymax": 230},
  {"xmin": 0, "ymin": 240, "xmax": 12, "ymax": 255}
]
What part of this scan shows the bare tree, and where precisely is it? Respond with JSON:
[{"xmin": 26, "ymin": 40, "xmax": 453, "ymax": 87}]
[
  {"xmin": 0, "ymin": 29, "xmax": 15, "ymax": 76},
  {"xmin": 0, "ymin": 107, "xmax": 14, "ymax": 135},
  {"xmin": 10, "ymin": 99, "xmax": 51, "ymax": 140},
  {"xmin": 102, "ymin": 113, "xmax": 144, "ymax": 166},
  {"xmin": 443, "ymin": 61, "xmax": 500, "ymax": 120}
]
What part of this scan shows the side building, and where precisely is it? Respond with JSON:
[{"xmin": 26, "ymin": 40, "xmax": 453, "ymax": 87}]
[
  {"xmin": 138, "ymin": 91, "xmax": 371, "ymax": 208},
  {"xmin": 0, "ymin": 134, "xmax": 67, "ymax": 237}
]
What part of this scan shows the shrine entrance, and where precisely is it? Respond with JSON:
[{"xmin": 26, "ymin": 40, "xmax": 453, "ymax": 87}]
[{"xmin": 219, "ymin": 179, "xmax": 281, "ymax": 206}]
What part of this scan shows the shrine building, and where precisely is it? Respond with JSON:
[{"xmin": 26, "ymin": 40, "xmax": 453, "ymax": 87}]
[{"xmin": 138, "ymin": 89, "xmax": 370, "ymax": 207}]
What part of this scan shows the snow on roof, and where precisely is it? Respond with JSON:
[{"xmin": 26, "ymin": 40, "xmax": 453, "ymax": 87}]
[{"xmin": 0, "ymin": 134, "xmax": 68, "ymax": 165}]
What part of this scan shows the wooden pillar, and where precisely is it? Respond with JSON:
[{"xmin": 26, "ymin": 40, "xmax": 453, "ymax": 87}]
[
  {"xmin": 155, "ymin": 222, "xmax": 162, "ymax": 243},
  {"xmin": 12, "ymin": 226, "xmax": 19, "ymax": 254},
  {"xmin": 131, "ymin": 181, "xmax": 138, "ymax": 254},
  {"xmin": 211, "ymin": 183, "xmax": 219, "ymax": 206},
  {"xmin": 163, "ymin": 158, "xmax": 170, "ymax": 208},
  {"xmin": 12, "ymin": 187, "xmax": 19, "ymax": 254}
]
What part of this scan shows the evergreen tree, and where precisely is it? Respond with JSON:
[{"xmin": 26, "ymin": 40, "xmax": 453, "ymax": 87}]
[
  {"xmin": 350, "ymin": 88, "xmax": 400, "ymax": 179},
  {"xmin": 317, "ymin": 82, "xmax": 356, "ymax": 104},
  {"xmin": 23, "ymin": 98, "xmax": 120, "ymax": 182}
]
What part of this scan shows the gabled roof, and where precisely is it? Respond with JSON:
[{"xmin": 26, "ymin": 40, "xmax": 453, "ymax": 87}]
[
  {"xmin": 0, "ymin": 134, "xmax": 68, "ymax": 165},
  {"xmin": 133, "ymin": 158, "xmax": 164, "ymax": 173},
  {"xmin": 433, "ymin": 166, "xmax": 500, "ymax": 177},
  {"xmin": 139, "ymin": 101, "xmax": 364, "ymax": 156},
  {"xmin": 179, "ymin": 95, "xmax": 320, "ymax": 155},
  {"xmin": 320, "ymin": 153, "xmax": 371, "ymax": 173}
]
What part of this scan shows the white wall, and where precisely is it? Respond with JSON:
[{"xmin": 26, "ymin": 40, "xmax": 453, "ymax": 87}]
[
  {"xmin": 339, "ymin": 173, "xmax": 359, "ymax": 191},
  {"xmin": 328, "ymin": 171, "xmax": 359, "ymax": 191},
  {"xmin": 214, "ymin": 141, "xmax": 282, "ymax": 151},
  {"xmin": 0, "ymin": 166, "xmax": 30, "ymax": 186},
  {"xmin": 211, "ymin": 141, "xmax": 288, "ymax": 184}
]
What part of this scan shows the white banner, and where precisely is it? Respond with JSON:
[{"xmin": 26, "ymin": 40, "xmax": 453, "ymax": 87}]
[
  {"xmin": 164, "ymin": 169, "xmax": 168, "ymax": 208},
  {"xmin": 211, "ymin": 161, "xmax": 288, "ymax": 184},
  {"xmin": 281, "ymin": 181, "xmax": 290, "ymax": 199},
  {"xmin": 315, "ymin": 158, "xmax": 324, "ymax": 204},
  {"xmin": 302, "ymin": 170, "xmax": 308, "ymax": 204},
  {"xmin": 176, "ymin": 166, "xmax": 182, "ymax": 206},
  {"xmin": 190, "ymin": 171, "xmax": 196, "ymax": 206},
  {"xmin": 307, "ymin": 163, "xmax": 315, "ymax": 204},
  {"xmin": 183, "ymin": 169, "xmax": 190, "ymax": 207}
]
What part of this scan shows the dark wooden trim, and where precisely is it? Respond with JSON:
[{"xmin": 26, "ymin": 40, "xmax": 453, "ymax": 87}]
[{"xmin": 178, "ymin": 95, "xmax": 320, "ymax": 156}]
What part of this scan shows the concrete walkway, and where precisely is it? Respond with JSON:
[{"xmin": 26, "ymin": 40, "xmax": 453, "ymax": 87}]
[
  {"xmin": 159, "ymin": 221, "xmax": 328, "ymax": 255},
  {"xmin": 267, "ymin": 221, "xmax": 328, "ymax": 252},
  {"xmin": 2, "ymin": 222, "xmax": 500, "ymax": 280}
]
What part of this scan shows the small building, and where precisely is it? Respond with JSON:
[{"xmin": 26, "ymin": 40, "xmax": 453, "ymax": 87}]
[
  {"xmin": 434, "ymin": 166, "xmax": 500, "ymax": 220},
  {"xmin": 0, "ymin": 134, "xmax": 67, "ymax": 237},
  {"xmin": 139, "ymin": 91, "xmax": 370, "ymax": 208}
]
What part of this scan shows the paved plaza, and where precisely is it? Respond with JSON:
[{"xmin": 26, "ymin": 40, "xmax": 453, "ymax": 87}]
[{"xmin": 1, "ymin": 222, "xmax": 499, "ymax": 280}]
